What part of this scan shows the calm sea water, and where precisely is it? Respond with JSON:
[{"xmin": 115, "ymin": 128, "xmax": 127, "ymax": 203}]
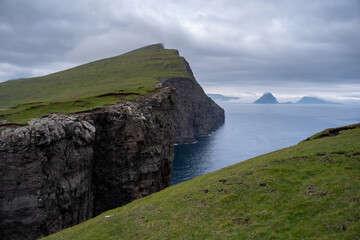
[{"xmin": 171, "ymin": 103, "xmax": 360, "ymax": 185}]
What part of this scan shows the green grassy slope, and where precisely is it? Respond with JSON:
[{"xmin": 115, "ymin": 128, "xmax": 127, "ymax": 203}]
[
  {"xmin": 44, "ymin": 124, "xmax": 360, "ymax": 240},
  {"xmin": 0, "ymin": 44, "xmax": 190, "ymax": 123}
]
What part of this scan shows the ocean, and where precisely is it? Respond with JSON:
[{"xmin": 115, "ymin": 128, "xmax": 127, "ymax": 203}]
[{"xmin": 171, "ymin": 102, "xmax": 360, "ymax": 185}]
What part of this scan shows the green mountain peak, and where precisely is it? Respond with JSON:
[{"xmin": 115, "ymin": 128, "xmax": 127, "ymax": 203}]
[{"xmin": 0, "ymin": 44, "xmax": 191, "ymax": 124}]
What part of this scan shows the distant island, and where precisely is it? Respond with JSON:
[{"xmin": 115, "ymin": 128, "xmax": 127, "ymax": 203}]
[
  {"xmin": 254, "ymin": 92, "xmax": 279, "ymax": 104},
  {"xmin": 254, "ymin": 93, "xmax": 339, "ymax": 105},
  {"xmin": 207, "ymin": 93, "xmax": 240, "ymax": 101},
  {"xmin": 296, "ymin": 96, "xmax": 338, "ymax": 104}
]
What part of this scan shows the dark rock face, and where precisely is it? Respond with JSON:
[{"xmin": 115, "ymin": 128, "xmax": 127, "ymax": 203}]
[
  {"xmin": 162, "ymin": 61, "xmax": 225, "ymax": 143},
  {"xmin": 0, "ymin": 88, "xmax": 176, "ymax": 240},
  {"xmin": 0, "ymin": 53, "xmax": 225, "ymax": 239},
  {"xmin": 0, "ymin": 116, "xmax": 95, "ymax": 239},
  {"xmin": 89, "ymin": 90, "xmax": 175, "ymax": 215}
]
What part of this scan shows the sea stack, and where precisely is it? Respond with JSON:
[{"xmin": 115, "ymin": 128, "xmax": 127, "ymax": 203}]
[{"xmin": 254, "ymin": 92, "xmax": 279, "ymax": 104}]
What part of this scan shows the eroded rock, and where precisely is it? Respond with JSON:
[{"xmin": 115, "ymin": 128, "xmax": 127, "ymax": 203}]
[
  {"xmin": 0, "ymin": 87, "xmax": 176, "ymax": 240},
  {"xmin": 161, "ymin": 59, "xmax": 224, "ymax": 143}
]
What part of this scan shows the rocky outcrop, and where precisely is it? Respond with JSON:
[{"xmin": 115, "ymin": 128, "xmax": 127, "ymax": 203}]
[
  {"xmin": 89, "ymin": 89, "xmax": 175, "ymax": 215},
  {"xmin": 0, "ymin": 87, "xmax": 176, "ymax": 240},
  {"xmin": 0, "ymin": 46, "xmax": 225, "ymax": 239},
  {"xmin": 0, "ymin": 116, "xmax": 95, "ymax": 240},
  {"xmin": 254, "ymin": 92, "xmax": 279, "ymax": 104},
  {"xmin": 161, "ymin": 60, "xmax": 225, "ymax": 143}
]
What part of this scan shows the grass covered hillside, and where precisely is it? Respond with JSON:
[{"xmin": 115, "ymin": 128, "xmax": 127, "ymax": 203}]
[
  {"xmin": 44, "ymin": 124, "xmax": 360, "ymax": 240},
  {"xmin": 0, "ymin": 44, "xmax": 191, "ymax": 124}
]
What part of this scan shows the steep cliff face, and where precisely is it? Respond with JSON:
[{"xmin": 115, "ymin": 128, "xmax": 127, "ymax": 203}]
[
  {"xmin": 161, "ymin": 60, "xmax": 225, "ymax": 143},
  {"xmin": 0, "ymin": 116, "xmax": 95, "ymax": 239},
  {"xmin": 0, "ymin": 88, "xmax": 176, "ymax": 240},
  {"xmin": 89, "ymin": 89, "xmax": 175, "ymax": 215},
  {"xmin": 0, "ymin": 44, "xmax": 225, "ymax": 239}
]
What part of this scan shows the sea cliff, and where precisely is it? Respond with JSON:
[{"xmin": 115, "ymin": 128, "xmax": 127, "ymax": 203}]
[
  {"xmin": 0, "ymin": 88, "xmax": 176, "ymax": 240},
  {"xmin": 0, "ymin": 44, "xmax": 225, "ymax": 239},
  {"xmin": 161, "ymin": 58, "xmax": 224, "ymax": 143}
]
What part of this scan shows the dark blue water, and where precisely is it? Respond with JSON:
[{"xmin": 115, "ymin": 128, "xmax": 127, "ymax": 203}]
[{"xmin": 171, "ymin": 103, "xmax": 360, "ymax": 185}]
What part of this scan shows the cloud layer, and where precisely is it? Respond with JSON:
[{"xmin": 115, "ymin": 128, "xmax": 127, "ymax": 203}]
[{"xmin": 1, "ymin": 0, "xmax": 359, "ymax": 101}]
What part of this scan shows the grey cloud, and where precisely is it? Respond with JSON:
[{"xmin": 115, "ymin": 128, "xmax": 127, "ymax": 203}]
[{"xmin": 0, "ymin": 0, "xmax": 359, "ymax": 101}]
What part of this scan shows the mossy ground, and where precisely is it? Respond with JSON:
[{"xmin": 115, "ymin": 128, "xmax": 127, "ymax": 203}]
[
  {"xmin": 0, "ymin": 87, "xmax": 155, "ymax": 124},
  {"xmin": 0, "ymin": 44, "xmax": 190, "ymax": 124},
  {"xmin": 43, "ymin": 125, "xmax": 360, "ymax": 240}
]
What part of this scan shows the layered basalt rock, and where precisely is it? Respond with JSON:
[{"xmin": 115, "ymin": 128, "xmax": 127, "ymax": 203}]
[
  {"xmin": 89, "ymin": 89, "xmax": 176, "ymax": 215},
  {"xmin": 162, "ymin": 59, "xmax": 225, "ymax": 143},
  {"xmin": 0, "ymin": 87, "xmax": 176, "ymax": 240},
  {"xmin": 0, "ymin": 116, "xmax": 95, "ymax": 239}
]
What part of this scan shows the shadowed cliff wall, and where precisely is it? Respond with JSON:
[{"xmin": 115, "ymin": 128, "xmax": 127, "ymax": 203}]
[
  {"xmin": 0, "ymin": 50, "xmax": 225, "ymax": 239},
  {"xmin": 0, "ymin": 88, "xmax": 176, "ymax": 240},
  {"xmin": 162, "ymin": 60, "xmax": 225, "ymax": 143}
]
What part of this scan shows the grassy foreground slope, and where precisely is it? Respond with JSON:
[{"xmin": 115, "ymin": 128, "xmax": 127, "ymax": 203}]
[
  {"xmin": 44, "ymin": 124, "xmax": 360, "ymax": 240},
  {"xmin": 0, "ymin": 44, "xmax": 190, "ymax": 123}
]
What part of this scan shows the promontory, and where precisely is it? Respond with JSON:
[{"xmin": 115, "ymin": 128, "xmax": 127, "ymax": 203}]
[{"xmin": 0, "ymin": 44, "xmax": 224, "ymax": 240}]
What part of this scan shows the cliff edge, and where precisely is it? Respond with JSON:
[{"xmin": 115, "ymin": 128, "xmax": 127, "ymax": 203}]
[
  {"xmin": 161, "ymin": 58, "xmax": 224, "ymax": 143},
  {"xmin": 0, "ymin": 88, "xmax": 176, "ymax": 240},
  {"xmin": 0, "ymin": 44, "xmax": 224, "ymax": 239}
]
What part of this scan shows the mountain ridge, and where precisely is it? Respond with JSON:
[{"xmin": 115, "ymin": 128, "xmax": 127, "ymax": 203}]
[
  {"xmin": 0, "ymin": 43, "xmax": 188, "ymax": 110},
  {"xmin": 0, "ymin": 44, "xmax": 224, "ymax": 239},
  {"xmin": 0, "ymin": 44, "xmax": 224, "ymax": 143}
]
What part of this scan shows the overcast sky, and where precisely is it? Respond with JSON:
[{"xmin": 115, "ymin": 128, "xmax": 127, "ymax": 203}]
[{"xmin": 1, "ymin": 0, "xmax": 359, "ymax": 102}]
